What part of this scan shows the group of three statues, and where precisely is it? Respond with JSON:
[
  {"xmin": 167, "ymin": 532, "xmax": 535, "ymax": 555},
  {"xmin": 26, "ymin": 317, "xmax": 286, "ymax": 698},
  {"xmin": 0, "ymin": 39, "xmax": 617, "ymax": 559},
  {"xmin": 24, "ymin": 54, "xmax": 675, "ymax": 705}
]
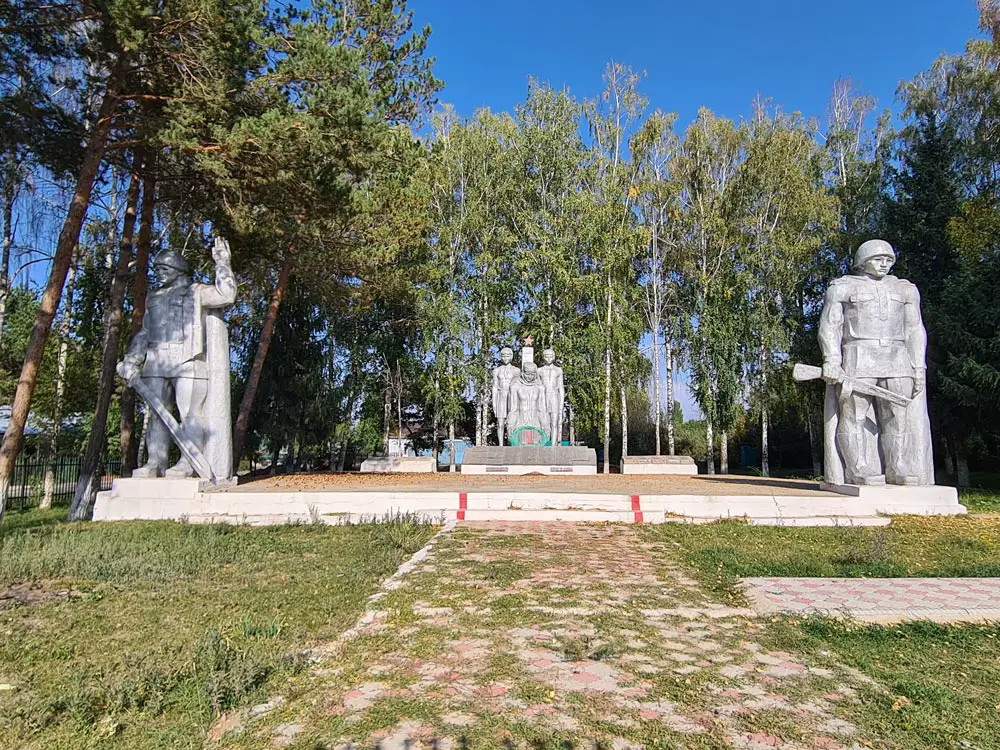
[
  {"xmin": 119, "ymin": 235, "xmax": 936, "ymax": 487},
  {"xmin": 492, "ymin": 344, "xmax": 565, "ymax": 446}
]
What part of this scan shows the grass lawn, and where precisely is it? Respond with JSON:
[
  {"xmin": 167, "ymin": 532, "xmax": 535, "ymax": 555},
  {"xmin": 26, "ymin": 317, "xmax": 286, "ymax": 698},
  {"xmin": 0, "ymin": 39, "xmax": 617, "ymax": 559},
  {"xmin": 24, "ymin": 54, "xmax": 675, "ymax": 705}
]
[
  {"xmin": 758, "ymin": 618, "xmax": 1000, "ymax": 750},
  {"xmin": 0, "ymin": 509, "xmax": 435, "ymax": 750},
  {"xmin": 646, "ymin": 518, "xmax": 1000, "ymax": 750},
  {"xmin": 644, "ymin": 516, "xmax": 1000, "ymax": 604}
]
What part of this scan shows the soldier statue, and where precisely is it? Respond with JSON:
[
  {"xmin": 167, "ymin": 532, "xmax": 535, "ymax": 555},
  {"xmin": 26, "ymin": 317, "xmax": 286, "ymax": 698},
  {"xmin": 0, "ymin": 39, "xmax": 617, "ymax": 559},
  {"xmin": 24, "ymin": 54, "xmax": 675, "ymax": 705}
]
[
  {"xmin": 538, "ymin": 348, "xmax": 565, "ymax": 446},
  {"xmin": 491, "ymin": 347, "xmax": 520, "ymax": 444},
  {"xmin": 117, "ymin": 237, "xmax": 237, "ymax": 480},
  {"xmin": 817, "ymin": 239, "xmax": 934, "ymax": 486}
]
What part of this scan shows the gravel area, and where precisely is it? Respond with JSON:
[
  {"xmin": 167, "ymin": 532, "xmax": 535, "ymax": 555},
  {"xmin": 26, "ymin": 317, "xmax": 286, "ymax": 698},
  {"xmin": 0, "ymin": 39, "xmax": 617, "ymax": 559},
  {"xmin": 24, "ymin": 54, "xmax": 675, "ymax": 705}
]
[{"xmin": 229, "ymin": 472, "xmax": 835, "ymax": 496}]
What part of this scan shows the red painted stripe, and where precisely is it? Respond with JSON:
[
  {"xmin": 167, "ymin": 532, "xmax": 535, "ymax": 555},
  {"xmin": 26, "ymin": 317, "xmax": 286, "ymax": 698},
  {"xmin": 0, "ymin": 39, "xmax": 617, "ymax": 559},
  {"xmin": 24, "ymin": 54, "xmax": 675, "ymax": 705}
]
[
  {"xmin": 631, "ymin": 495, "xmax": 643, "ymax": 524},
  {"xmin": 458, "ymin": 492, "xmax": 467, "ymax": 521}
]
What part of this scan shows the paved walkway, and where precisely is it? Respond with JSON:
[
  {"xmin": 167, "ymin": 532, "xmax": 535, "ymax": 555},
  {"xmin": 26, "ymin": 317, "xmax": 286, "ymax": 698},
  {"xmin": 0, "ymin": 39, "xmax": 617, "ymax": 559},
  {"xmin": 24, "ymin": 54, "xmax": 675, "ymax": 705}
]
[
  {"xmin": 744, "ymin": 577, "xmax": 1000, "ymax": 623},
  {"xmin": 214, "ymin": 522, "xmax": 878, "ymax": 749}
]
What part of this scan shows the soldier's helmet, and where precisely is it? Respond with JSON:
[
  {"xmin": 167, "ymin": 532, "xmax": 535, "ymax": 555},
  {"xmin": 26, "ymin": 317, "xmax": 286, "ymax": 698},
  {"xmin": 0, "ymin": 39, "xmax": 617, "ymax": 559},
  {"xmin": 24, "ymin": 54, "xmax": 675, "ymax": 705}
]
[
  {"xmin": 853, "ymin": 239, "xmax": 896, "ymax": 270},
  {"xmin": 152, "ymin": 248, "xmax": 191, "ymax": 273}
]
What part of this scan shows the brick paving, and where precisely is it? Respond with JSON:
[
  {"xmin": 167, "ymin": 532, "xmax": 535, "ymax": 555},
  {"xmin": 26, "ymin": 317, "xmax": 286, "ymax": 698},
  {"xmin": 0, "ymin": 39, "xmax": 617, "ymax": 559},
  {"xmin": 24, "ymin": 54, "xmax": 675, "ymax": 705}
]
[
  {"xmin": 214, "ymin": 522, "xmax": 878, "ymax": 749},
  {"xmin": 744, "ymin": 577, "xmax": 1000, "ymax": 623}
]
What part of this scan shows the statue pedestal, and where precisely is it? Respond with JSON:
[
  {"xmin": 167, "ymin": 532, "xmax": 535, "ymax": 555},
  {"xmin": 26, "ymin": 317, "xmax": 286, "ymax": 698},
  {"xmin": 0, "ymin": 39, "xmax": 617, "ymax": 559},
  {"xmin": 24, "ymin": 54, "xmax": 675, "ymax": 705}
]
[
  {"xmin": 820, "ymin": 483, "xmax": 965, "ymax": 516},
  {"xmin": 621, "ymin": 456, "xmax": 698, "ymax": 475},
  {"xmin": 93, "ymin": 477, "xmax": 234, "ymax": 521},
  {"xmin": 461, "ymin": 446, "xmax": 596, "ymax": 475},
  {"xmin": 360, "ymin": 457, "xmax": 437, "ymax": 473}
]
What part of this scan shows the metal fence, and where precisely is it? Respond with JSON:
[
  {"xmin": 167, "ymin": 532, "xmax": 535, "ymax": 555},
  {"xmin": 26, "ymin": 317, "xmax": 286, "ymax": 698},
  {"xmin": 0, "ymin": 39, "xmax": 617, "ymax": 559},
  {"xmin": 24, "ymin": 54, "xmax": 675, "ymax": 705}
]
[{"xmin": 7, "ymin": 455, "xmax": 121, "ymax": 512}]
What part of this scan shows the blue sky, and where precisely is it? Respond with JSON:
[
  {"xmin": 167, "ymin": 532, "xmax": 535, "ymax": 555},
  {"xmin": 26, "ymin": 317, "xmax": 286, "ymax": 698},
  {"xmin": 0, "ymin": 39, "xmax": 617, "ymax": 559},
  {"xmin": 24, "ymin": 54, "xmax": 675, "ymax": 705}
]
[
  {"xmin": 413, "ymin": 0, "xmax": 978, "ymax": 130},
  {"xmin": 410, "ymin": 0, "xmax": 980, "ymax": 420}
]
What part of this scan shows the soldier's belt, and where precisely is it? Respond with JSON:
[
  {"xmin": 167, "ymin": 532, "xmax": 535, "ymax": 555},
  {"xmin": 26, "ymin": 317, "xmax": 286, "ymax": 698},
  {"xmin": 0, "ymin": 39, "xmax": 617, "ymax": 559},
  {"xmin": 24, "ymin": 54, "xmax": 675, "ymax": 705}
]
[{"xmin": 846, "ymin": 338, "xmax": 905, "ymax": 348}]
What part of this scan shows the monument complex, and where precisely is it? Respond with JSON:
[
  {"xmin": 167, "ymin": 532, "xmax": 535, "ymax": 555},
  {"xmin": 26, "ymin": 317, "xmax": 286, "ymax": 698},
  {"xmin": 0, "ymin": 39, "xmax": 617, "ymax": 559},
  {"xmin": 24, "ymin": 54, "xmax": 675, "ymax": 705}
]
[{"xmin": 95, "ymin": 237, "xmax": 964, "ymax": 525}]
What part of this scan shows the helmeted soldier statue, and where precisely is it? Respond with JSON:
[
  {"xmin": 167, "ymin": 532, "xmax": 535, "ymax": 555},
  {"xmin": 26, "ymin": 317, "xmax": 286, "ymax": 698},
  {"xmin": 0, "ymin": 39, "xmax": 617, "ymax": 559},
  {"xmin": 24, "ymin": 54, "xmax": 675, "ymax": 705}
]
[
  {"xmin": 117, "ymin": 237, "xmax": 237, "ymax": 480},
  {"xmin": 818, "ymin": 239, "xmax": 934, "ymax": 486}
]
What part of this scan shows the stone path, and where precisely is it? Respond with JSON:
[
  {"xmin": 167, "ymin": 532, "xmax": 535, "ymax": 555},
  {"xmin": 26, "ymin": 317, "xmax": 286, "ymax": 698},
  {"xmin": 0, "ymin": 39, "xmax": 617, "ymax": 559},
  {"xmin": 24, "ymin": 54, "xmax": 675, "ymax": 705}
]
[
  {"xmin": 217, "ymin": 522, "xmax": 878, "ymax": 749},
  {"xmin": 744, "ymin": 577, "xmax": 1000, "ymax": 624}
]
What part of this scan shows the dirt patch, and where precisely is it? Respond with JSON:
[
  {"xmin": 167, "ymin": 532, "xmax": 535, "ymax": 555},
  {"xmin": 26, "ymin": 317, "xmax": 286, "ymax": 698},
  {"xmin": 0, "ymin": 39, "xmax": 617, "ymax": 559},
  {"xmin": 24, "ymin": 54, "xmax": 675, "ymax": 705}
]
[
  {"xmin": 0, "ymin": 582, "xmax": 84, "ymax": 609},
  {"xmin": 227, "ymin": 472, "xmax": 834, "ymax": 496}
]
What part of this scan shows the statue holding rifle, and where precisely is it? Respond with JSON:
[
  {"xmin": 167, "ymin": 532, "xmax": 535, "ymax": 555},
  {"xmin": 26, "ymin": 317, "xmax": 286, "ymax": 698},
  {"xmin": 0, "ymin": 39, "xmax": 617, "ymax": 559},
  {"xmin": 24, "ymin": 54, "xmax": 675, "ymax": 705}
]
[{"xmin": 794, "ymin": 239, "xmax": 934, "ymax": 486}]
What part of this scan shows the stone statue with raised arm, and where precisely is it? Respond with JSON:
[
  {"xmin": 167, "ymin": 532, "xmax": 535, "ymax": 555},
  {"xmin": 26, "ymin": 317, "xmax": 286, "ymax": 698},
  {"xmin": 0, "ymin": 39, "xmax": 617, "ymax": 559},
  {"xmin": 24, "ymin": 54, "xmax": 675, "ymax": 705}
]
[
  {"xmin": 538, "ymin": 348, "xmax": 565, "ymax": 446},
  {"xmin": 815, "ymin": 239, "xmax": 934, "ymax": 486},
  {"xmin": 117, "ymin": 237, "xmax": 237, "ymax": 481},
  {"xmin": 491, "ymin": 347, "xmax": 520, "ymax": 444}
]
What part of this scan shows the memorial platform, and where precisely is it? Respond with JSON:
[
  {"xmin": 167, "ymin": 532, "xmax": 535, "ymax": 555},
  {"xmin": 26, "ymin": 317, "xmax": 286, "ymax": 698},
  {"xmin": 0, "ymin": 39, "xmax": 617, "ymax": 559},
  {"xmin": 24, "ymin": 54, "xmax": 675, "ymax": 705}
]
[
  {"xmin": 460, "ymin": 446, "xmax": 597, "ymax": 475},
  {"xmin": 92, "ymin": 473, "xmax": 967, "ymax": 527}
]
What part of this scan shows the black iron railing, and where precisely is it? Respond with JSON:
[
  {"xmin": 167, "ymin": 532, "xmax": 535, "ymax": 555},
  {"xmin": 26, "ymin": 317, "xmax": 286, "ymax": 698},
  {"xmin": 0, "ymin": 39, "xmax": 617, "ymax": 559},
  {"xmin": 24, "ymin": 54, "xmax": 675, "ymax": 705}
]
[{"xmin": 7, "ymin": 455, "xmax": 121, "ymax": 511}]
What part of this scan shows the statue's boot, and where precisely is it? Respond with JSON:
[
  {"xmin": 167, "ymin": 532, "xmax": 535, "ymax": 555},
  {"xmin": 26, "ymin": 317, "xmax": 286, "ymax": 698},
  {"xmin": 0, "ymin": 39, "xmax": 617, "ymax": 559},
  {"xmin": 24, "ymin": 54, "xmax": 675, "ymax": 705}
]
[
  {"xmin": 837, "ymin": 428, "xmax": 879, "ymax": 485},
  {"xmin": 165, "ymin": 458, "xmax": 195, "ymax": 478},
  {"xmin": 132, "ymin": 463, "xmax": 163, "ymax": 478}
]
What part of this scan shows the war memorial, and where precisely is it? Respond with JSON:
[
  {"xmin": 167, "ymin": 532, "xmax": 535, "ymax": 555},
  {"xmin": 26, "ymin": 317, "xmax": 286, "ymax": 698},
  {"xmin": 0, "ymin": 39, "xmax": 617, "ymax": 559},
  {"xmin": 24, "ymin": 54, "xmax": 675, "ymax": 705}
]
[{"xmin": 94, "ymin": 238, "xmax": 967, "ymax": 526}]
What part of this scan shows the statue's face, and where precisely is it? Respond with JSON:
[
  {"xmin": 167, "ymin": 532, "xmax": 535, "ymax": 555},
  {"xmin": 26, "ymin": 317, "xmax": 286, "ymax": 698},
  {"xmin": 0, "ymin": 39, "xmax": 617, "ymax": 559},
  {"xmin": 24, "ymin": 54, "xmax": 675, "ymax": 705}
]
[
  {"xmin": 861, "ymin": 255, "xmax": 894, "ymax": 280},
  {"xmin": 153, "ymin": 264, "xmax": 185, "ymax": 287},
  {"xmin": 521, "ymin": 367, "xmax": 537, "ymax": 383},
  {"xmin": 500, "ymin": 349, "xmax": 513, "ymax": 365},
  {"xmin": 543, "ymin": 350, "xmax": 555, "ymax": 365}
]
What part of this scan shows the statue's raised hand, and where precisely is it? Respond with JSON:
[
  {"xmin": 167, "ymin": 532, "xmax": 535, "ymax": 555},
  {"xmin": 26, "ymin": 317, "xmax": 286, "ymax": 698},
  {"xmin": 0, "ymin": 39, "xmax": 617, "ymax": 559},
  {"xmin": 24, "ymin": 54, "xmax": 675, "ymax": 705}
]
[{"xmin": 212, "ymin": 236, "xmax": 231, "ymax": 267}]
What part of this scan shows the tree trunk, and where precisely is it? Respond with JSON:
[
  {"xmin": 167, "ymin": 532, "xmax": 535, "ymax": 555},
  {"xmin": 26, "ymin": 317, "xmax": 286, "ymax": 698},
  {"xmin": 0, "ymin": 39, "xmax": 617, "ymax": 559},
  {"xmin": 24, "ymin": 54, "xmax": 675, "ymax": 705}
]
[
  {"xmin": 706, "ymin": 414, "xmax": 715, "ymax": 475},
  {"xmin": 396, "ymin": 363, "xmax": 403, "ymax": 452},
  {"xmin": 0, "ymin": 155, "xmax": 16, "ymax": 344},
  {"xmin": 941, "ymin": 434, "xmax": 954, "ymax": 476},
  {"xmin": 807, "ymin": 407, "xmax": 823, "ymax": 478},
  {"xmin": 720, "ymin": 430, "xmax": 729, "ymax": 474},
  {"xmin": 431, "ymin": 374, "xmax": 440, "ymax": 466},
  {"xmin": 955, "ymin": 438, "xmax": 970, "ymax": 488},
  {"xmin": 382, "ymin": 386, "xmax": 391, "ymax": 455},
  {"xmin": 69, "ymin": 164, "xmax": 140, "ymax": 520},
  {"xmin": 620, "ymin": 381, "xmax": 628, "ymax": 464},
  {"xmin": 603, "ymin": 286, "xmax": 612, "ymax": 474},
  {"xmin": 666, "ymin": 338, "xmax": 675, "ymax": 455},
  {"xmin": 652, "ymin": 326, "xmax": 661, "ymax": 456},
  {"xmin": 761, "ymin": 407, "xmax": 770, "ymax": 478},
  {"xmin": 448, "ymin": 419, "xmax": 456, "ymax": 473},
  {"xmin": 232, "ymin": 254, "xmax": 293, "ymax": 468},
  {"xmin": 568, "ymin": 401, "xmax": 575, "ymax": 445},
  {"xmin": 120, "ymin": 153, "xmax": 155, "ymax": 475},
  {"xmin": 0, "ymin": 54, "xmax": 126, "ymax": 521},
  {"xmin": 41, "ymin": 248, "xmax": 82, "ymax": 509}
]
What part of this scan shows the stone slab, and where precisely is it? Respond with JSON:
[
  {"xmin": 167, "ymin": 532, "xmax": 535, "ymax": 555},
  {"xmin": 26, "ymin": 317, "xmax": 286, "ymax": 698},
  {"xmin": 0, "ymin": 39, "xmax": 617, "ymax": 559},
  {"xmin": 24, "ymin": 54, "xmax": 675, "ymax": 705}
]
[
  {"xmin": 461, "ymin": 446, "xmax": 596, "ymax": 466},
  {"xmin": 621, "ymin": 455, "xmax": 698, "ymax": 475},
  {"xmin": 461, "ymin": 445, "xmax": 596, "ymax": 475},
  {"xmin": 744, "ymin": 577, "xmax": 1000, "ymax": 623},
  {"xmin": 360, "ymin": 457, "xmax": 437, "ymax": 473},
  {"xmin": 820, "ymin": 482, "xmax": 965, "ymax": 515}
]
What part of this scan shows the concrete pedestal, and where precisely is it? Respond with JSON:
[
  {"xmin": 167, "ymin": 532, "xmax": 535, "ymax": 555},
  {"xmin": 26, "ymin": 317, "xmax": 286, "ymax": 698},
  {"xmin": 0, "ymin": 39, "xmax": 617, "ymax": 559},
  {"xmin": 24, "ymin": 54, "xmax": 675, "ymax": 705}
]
[
  {"xmin": 621, "ymin": 456, "xmax": 698, "ymax": 475},
  {"xmin": 461, "ymin": 446, "xmax": 596, "ymax": 475},
  {"xmin": 360, "ymin": 457, "xmax": 437, "ymax": 473},
  {"xmin": 820, "ymin": 482, "xmax": 966, "ymax": 516}
]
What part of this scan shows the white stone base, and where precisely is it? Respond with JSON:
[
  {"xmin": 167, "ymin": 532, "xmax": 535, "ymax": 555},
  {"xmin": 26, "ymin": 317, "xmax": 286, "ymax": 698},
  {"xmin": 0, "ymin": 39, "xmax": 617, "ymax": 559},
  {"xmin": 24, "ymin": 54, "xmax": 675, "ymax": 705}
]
[
  {"xmin": 621, "ymin": 456, "xmax": 698, "ymax": 475},
  {"xmin": 360, "ymin": 457, "xmax": 437, "ymax": 473},
  {"xmin": 460, "ymin": 464, "xmax": 597, "ymax": 476},
  {"xmin": 93, "ymin": 478, "xmax": 203, "ymax": 521},
  {"xmin": 90, "ymin": 478, "xmax": 968, "ymax": 525},
  {"xmin": 820, "ymin": 483, "xmax": 966, "ymax": 516}
]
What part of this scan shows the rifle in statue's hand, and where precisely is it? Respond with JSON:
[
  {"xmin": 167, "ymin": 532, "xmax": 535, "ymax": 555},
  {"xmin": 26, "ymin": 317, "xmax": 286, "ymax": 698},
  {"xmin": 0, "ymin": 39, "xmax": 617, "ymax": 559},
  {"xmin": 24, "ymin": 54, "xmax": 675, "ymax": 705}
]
[{"xmin": 792, "ymin": 363, "xmax": 912, "ymax": 408}]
